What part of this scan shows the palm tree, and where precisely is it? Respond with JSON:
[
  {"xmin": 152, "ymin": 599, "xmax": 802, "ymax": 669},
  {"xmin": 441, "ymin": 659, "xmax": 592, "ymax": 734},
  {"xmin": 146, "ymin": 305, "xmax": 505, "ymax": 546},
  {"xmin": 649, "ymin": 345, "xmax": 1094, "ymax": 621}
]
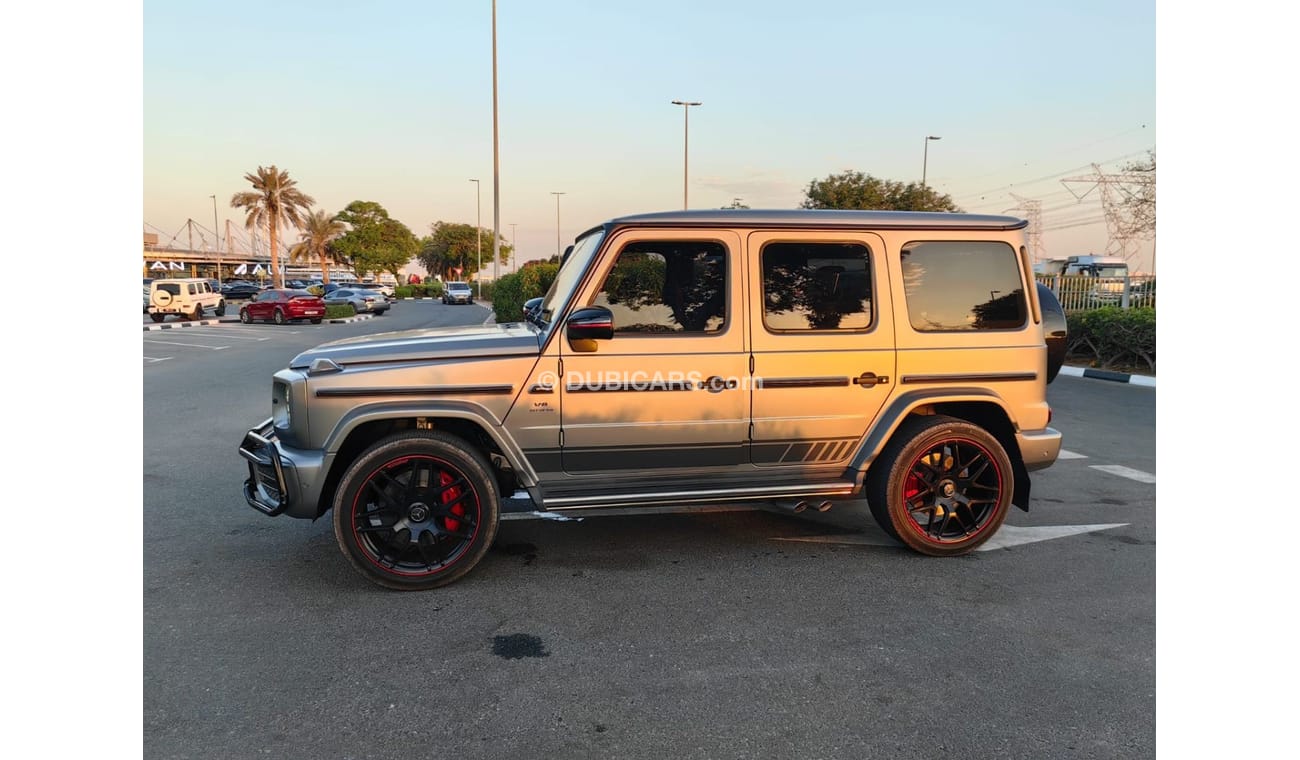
[
  {"xmin": 289, "ymin": 209, "xmax": 347, "ymax": 284},
  {"xmin": 230, "ymin": 166, "xmax": 314, "ymax": 288}
]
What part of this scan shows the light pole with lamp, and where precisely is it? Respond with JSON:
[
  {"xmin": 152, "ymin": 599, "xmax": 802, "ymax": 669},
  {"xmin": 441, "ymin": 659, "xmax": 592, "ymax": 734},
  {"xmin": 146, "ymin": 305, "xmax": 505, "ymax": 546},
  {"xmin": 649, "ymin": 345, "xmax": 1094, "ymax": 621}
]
[
  {"xmin": 470, "ymin": 178, "xmax": 481, "ymax": 298},
  {"xmin": 210, "ymin": 194, "xmax": 222, "ymax": 282},
  {"xmin": 550, "ymin": 192, "xmax": 565, "ymax": 258},
  {"xmin": 922, "ymin": 135, "xmax": 941, "ymax": 209},
  {"xmin": 671, "ymin": 100, "xmax": 701, "ymax": 209}
]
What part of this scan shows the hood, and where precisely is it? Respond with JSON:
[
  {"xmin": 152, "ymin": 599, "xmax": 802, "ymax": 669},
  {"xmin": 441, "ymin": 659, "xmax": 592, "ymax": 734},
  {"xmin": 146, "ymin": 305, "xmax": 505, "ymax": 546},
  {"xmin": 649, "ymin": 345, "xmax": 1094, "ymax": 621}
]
[{"xmin": 289, "ymin": 321, "xmax": 541, "ymax": 369}]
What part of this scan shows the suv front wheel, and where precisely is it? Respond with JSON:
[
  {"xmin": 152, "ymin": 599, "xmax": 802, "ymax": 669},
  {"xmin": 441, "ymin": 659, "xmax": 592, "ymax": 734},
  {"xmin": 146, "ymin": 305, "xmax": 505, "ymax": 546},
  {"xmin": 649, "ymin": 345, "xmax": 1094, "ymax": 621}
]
[
  {"xmin": 332, "ymin": 431, "xmax": 501, "ymax": 590},
  {"xmin": 867, "ymin": 416, "xmax": 1013, "ymax": 556}
]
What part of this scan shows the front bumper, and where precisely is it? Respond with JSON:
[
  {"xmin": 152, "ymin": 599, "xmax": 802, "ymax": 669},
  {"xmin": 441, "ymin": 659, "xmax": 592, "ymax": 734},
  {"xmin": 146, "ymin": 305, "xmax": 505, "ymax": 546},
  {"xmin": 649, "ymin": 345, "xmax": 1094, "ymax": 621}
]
[{"xmin": 238, "ymin": 419, "xmax": 327, "ymax": 518}]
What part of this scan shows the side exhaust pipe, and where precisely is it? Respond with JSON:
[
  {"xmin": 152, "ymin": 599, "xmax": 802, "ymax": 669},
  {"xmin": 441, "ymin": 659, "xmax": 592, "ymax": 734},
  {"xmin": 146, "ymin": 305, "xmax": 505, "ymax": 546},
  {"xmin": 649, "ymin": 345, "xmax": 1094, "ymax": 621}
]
[
  {"xmin": 811, "ymin": 500, "xmax": 833, "ymax": 513},
  {"xmin": 771, "ymin": 500, "xmax": 808, "ymax": 514}
]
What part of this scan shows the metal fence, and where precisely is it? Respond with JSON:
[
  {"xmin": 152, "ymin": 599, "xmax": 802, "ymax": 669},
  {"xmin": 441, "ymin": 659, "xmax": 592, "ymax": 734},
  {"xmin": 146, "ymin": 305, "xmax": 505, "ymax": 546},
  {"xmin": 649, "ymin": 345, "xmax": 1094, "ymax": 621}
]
[{"xmin": 1034, "ymin": 274, "xmax": 1155, "ymax": 312}]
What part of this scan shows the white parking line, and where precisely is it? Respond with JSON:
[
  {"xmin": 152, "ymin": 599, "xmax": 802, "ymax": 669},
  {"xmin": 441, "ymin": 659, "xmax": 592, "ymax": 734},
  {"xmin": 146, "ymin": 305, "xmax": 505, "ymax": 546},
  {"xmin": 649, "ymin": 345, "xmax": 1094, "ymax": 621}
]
[
  {"xmin": 143, "ymin": 356, "xmax": 172, "ymax": 363},
  {"xmin": 1058, "ymin": 449, "xmax": 1088, "ymax": 460},
  {"xmin": 143, "ymin": 339, "xmax": 229, "ymax": 349},
  {"xmin": 1089, "ymin": 464, "xmax": 1156, "ymax": 484},
  {"xmin": 194, "ymin": 331, "xmax": 270, "ymax": 341}
]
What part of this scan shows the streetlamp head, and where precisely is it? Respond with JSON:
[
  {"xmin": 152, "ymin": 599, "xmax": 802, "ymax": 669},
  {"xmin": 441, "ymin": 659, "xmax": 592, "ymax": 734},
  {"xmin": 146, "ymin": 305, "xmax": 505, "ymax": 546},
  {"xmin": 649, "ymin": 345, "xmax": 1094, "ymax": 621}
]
[
  {"xmin": 927, "ymin": 135, "xmax": 942, "ymax": 141},
  {"xmin": 672, "ymin": 100, "xmax": 702, "ymax": 106}
]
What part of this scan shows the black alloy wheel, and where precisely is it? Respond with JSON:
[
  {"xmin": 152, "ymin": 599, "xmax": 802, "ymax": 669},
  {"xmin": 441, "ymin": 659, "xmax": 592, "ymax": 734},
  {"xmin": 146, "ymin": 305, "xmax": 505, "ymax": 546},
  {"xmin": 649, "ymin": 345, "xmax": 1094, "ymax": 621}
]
[
  {"xmin": 867, "ymin": 416, "xmax": 1012, "ymax": 556},
  {"xmin": 333, "ymin": 431, "xmax": 500, "ymax": 590}
]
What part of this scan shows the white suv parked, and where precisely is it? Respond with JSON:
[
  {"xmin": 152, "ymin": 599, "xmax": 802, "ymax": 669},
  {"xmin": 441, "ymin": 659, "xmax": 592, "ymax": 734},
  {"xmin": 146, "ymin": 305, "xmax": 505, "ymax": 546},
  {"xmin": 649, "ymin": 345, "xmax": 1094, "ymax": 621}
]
[{"xmin": 149, "ymin": 278, "xmax": 226, "ymax": 323}]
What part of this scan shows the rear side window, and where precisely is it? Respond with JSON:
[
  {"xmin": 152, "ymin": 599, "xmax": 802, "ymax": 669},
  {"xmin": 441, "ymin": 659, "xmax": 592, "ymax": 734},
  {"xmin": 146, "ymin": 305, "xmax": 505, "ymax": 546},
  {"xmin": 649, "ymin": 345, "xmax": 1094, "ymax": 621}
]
[
  {"xmin": 592, "ymin": 240, "xmax": 727, "ymax": 334},
  {"xmin": 901, "ymin": 241, "xmax": 1027, "ymax": 331},
  {"xmin": 761, "ymin": 242, "xmax": 872, "ymax": 331},
  {"xmin": 157, "ymin": 283, "xmax": 181, "ymax": 296}
]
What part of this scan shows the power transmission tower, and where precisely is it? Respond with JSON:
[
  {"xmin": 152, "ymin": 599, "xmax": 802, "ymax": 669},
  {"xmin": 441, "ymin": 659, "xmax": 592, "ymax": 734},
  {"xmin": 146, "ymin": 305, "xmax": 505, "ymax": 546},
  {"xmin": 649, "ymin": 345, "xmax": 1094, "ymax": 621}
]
[
  {"xmin": 1005, "ymin": 194, "xmax": 1044, "ymax": 262},
  {"xmin": 1061, "ymin": 164, "xmax": 1152, "ymax": 263}
]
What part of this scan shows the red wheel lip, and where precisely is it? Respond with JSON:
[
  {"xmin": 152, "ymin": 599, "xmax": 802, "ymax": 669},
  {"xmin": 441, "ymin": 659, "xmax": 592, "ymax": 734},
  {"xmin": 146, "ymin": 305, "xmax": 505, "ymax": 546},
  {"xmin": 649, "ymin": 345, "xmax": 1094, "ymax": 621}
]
[
  {"xmin": 350, "ymin": 454, "xmax": 482, "ymax": 578},
  {"xmin": 900, "ymin": 436, "xmax": 1004, "ymax": 545}
]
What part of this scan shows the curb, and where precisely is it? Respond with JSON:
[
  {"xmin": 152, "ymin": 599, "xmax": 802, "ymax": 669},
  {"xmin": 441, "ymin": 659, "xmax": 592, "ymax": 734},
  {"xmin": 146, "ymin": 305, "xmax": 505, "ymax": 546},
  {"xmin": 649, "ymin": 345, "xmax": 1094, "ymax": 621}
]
[
  {"xmin": 1059, "ymin": 365, "xmax": 1155, "ymax": 388},
  {"xmin": 143, "ymin": 318, "xmax": 223, "ymax": 332},
  {"xmin": 329, "ymin": 313, "xmax": 375, "ymax": 324}
]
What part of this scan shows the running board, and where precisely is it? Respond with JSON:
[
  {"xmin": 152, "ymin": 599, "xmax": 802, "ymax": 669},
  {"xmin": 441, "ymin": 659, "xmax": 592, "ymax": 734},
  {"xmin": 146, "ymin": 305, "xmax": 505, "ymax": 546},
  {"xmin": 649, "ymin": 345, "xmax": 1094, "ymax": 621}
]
[{"xmin": 539, "ymin": 482, "xmax": 857, "ymax": 511}]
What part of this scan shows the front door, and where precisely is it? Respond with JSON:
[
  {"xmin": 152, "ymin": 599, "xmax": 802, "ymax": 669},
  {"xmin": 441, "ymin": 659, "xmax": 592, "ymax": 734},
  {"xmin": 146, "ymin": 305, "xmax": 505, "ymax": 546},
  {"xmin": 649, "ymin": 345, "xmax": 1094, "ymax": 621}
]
[{"xmin": 559, "ymin": 229, "xmax": 749, "ymax": 475}]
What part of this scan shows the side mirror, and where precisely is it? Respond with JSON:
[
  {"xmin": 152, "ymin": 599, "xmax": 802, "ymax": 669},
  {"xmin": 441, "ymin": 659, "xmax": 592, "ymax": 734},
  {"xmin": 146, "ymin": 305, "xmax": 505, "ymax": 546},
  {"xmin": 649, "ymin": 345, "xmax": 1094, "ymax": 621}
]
[
  {"xmin": 523, "ymin": 296, "xmax": 543, "ymax": 318},
  {"xmin": 566, "ymin": 306, "xmax": 614, "ymax": 341}
]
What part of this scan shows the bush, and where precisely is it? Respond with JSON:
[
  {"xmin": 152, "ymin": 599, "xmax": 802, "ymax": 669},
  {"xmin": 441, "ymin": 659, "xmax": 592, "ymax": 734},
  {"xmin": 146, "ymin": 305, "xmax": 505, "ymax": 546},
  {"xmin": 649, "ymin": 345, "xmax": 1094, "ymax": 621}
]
[
  {"xmin": 491, "ymin": 263, "xmax": 560, "ymax": 324},
  {"xmin": 394, "ymin": 285, "xmax": 414, "ymax": 299},
  {"xmin": 325, "ymin": 305, "xmax": 354, "ymax": 319},
  {"xmin": 1066, "ymin": 306, "xmax": 1155, "ymax": 372}
]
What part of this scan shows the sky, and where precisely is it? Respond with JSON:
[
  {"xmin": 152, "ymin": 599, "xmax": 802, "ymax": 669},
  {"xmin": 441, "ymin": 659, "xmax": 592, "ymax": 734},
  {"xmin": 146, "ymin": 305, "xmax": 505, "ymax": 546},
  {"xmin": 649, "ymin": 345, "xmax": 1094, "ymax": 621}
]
[
  {"xmin": 12, "ymin": 1, "xmax": 1300, "ymax": 756},
  {"xmin": 142, "ymin": 0, "xmax": 1156, "ymax": 273}
]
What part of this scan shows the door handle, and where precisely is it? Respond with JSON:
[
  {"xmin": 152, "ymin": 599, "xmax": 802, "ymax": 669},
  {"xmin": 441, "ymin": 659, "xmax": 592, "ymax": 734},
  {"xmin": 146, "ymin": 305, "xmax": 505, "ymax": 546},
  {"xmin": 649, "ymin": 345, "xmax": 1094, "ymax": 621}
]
[
  {"xmin": 852, "ymin": 372, "xmax": 889, "ymax": 388},
  {"xmin": 700, "ymin": 376, "xmax": 738, "ymax": 393}
]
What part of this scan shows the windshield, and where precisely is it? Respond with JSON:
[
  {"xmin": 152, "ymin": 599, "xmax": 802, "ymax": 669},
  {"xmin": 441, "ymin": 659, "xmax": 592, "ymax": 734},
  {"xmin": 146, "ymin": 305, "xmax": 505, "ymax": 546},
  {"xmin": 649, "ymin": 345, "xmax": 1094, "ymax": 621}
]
[
  {"xmin": 1095, "ymin": 266, "xmax": 1127, "ymax": 277},
  {"xmin": 539, "ymin": 228, "xmax": 606, "ymax": 327}
]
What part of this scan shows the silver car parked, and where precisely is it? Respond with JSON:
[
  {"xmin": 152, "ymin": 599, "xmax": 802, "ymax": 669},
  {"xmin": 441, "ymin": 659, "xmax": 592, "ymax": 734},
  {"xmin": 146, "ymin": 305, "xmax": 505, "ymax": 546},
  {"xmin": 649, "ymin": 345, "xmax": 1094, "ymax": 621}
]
[{"xmin": 324, "ymin": 288, "xmax": 390, "ymax": 316}]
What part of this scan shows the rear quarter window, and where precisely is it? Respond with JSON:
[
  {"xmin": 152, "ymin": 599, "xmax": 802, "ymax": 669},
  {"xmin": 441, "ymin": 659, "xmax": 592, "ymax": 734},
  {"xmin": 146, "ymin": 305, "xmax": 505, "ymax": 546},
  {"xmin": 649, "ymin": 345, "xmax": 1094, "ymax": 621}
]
[{"xmin": 900, "ymin": 241, "xmax": 1027, "ymax": 332}]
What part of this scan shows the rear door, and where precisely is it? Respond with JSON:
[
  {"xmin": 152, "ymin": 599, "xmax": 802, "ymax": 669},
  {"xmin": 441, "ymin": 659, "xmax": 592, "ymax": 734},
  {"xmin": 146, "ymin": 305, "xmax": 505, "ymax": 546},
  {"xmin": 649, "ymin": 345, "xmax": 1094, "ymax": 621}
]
[{"xmin": 746, "ymin": 230, "xmax": 895, "ymax": 467}]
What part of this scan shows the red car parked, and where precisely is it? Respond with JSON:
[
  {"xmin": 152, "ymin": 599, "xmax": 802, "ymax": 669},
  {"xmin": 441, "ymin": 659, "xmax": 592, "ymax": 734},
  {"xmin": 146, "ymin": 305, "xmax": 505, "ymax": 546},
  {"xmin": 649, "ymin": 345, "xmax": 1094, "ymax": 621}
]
[{"xmin": 238, "ymin": 289, "xmax": 327, "ymax": 325}]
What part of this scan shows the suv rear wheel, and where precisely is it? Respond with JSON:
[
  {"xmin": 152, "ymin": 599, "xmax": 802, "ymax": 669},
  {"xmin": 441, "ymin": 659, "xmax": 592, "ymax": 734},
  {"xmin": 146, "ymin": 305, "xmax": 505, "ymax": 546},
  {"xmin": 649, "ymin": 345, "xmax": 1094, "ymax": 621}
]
[
  {"xmin": 332, "ymin": 431, "xmax": 500, "ymax": 590},
  {"xmin": 867, "ymin": 416, "xmax": 1012, "ymax": 556}
]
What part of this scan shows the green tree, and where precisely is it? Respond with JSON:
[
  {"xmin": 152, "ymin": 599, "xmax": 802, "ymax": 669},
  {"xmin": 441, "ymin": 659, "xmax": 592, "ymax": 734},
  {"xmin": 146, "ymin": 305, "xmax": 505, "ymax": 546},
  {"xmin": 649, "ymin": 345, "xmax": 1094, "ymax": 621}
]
[
  {"xmin": 288, "ymin": 209, "xmax": 347, "ymax": 284},
  {"xmin": 722, "ymin": 198, "xmax": 750, "ymax": 209},
  {"xmin": 230, "ymin": 166, "xmax": 315, "ymax": 288},
  {"xmin": 418, "ymin": 221, "xmax": 512, "ymax": 281},
  {"xmin": 332, "ymin": 201, "xmax": 419, "ymax": 282},
  {"xmin": 801, "ymin": 170, "xmax": 961, "ymax": 212}
]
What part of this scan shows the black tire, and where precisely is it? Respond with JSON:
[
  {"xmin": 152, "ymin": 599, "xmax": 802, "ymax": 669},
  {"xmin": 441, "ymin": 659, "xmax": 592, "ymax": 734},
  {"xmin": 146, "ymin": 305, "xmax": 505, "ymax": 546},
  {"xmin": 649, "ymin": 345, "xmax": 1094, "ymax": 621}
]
[
  {"xmin": 348, "ymin": 304, "xmax": 358, "ymax": 316},
  {"xmin": 310, "ymin": 318, "xmax": 322, "ymax": 324},
  {"xmin": 150, "ymin": 313, "xmax": 165, "ymax": 323},
  {"xmin": 191, "ymin": 304, "xmax": 203, "ymax": 321},
  {"xmin": 273, "ymin": 309, "xmax": 286, "ymax": 325},
  {"xmin": 239, "ymin": 308, "xmax": 252, "ymax": 324},
  {"xmin": 215, "ymin": 300, "xmax": 226, "ymax": 317},
  {"xmin": 866, "ymin": 416, "xmax": 1013, "ymax": 556},
  {"xmin": 332, "ymin": 431, "xmax": 501, "ymax": 591}
]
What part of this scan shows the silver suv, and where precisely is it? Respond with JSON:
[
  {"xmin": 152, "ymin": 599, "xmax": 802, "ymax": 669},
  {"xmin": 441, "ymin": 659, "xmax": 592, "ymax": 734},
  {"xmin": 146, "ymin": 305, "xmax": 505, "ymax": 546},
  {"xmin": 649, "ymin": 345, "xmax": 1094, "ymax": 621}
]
[{"xmin": 240, "ymin": 210, "xmax": 1066, "ymax": 590}]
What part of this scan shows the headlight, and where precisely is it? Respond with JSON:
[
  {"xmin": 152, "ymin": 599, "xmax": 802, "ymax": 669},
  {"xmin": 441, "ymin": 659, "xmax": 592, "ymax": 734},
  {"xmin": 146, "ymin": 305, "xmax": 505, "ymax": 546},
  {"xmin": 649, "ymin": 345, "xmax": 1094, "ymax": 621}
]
[{"xmin": 272, "ymin": 380, "xmax": 291, "ymax": 431}]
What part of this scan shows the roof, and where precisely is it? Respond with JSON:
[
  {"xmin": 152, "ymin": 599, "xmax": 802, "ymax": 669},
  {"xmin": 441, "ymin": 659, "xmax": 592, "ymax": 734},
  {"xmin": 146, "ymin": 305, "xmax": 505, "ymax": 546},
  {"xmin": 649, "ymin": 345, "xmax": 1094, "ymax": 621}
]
[{"xmin": 600, "ymin": 209, "xmax": 1028, "ymax": 232}]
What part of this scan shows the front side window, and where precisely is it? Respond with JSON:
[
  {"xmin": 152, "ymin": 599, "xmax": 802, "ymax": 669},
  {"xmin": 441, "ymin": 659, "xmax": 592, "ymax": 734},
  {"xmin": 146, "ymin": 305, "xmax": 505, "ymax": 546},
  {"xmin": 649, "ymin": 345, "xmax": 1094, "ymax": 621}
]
[
  {"xmin": 901, "ymin": 241, "xmax": 1026, "ymax": 331},
  {"xmin": 762, "ymin": 242, "xmax": 872, "ymax": 331},
  {"xmin": 592, "ymin": 240, "xmax": 727, "ymax": 334}
]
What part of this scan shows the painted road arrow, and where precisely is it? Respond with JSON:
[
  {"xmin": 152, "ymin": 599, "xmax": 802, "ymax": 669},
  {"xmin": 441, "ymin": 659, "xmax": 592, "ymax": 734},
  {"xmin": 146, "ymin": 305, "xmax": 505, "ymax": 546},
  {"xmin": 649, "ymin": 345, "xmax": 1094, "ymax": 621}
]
[{"xmin": 773, "ymin": 523, "xmax": 1130, "ymax": 551}]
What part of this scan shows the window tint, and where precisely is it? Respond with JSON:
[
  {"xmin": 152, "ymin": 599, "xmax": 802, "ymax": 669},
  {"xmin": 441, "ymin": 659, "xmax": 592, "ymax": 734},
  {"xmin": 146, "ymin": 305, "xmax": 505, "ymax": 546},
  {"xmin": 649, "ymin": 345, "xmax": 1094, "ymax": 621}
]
[
  {"xmin": 188, "ymin": 284, "xmax": 198, "ymax": 296},
  {"xmin": 762, "ymin": 242, "xmax": 872, "ymax": 330},
  {"xmin": 592, "ymin": 241, "xmax": 727, "ymax": 334},
  {"xmin": 158, "ymin": 283, "xmax": 181, "ymax": 296},
  {"xmin": 900, "ymin": 241, "xmax": 1027, "ymax": 331}
]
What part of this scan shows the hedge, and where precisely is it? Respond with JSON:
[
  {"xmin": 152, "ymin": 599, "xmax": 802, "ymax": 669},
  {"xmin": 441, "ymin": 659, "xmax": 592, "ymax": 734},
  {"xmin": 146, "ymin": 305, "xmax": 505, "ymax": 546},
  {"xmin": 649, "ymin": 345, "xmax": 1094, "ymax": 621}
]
[
  {"xmin": 491, "ymin": 263, "xmax": 560, "ymax": 324},
  {"xmin": 1065, "ymin": 306, "xmax": 1155, "ymax": 372}
]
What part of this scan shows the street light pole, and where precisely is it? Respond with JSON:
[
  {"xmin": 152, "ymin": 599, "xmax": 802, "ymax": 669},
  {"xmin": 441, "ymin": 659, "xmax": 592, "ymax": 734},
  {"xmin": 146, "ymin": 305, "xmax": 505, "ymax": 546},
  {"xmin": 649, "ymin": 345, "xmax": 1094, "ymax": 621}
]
[
  {"xmin": 491, "ymin": 0, "xmax": 501, "ymax": 291},
  {"xmin": 551, "ymin": 192, "xmax": 565, "ymax": 258},
  {"xmin": 922, "ymin": 135, "xmax": 942, "ymax": 206},
  {"xmin": 210, "ymin": 194, "xmax": 221, "ymax": 282},
  {"xmin": 509, "ymin": 223, "xmax": 518, "ymax": 273},
  {"xmin": 671, "ymin": 100, "xmax": 701, "ymax": 209},
  {"xmin": 470, "ymin": 178, "xmax": 481, "ymax": 298}
]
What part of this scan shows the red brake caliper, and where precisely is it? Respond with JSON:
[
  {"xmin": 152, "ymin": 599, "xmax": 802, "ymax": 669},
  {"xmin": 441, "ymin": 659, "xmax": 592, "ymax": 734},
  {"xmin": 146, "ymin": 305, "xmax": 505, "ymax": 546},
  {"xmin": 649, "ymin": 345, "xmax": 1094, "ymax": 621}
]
[
  {"xmin": 903, "ymin": 472, "xmax": 923, "ymax": 506},
  {"xmin": 440, "ymin": 470, "xmax": 465, "ymax": 533}
]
